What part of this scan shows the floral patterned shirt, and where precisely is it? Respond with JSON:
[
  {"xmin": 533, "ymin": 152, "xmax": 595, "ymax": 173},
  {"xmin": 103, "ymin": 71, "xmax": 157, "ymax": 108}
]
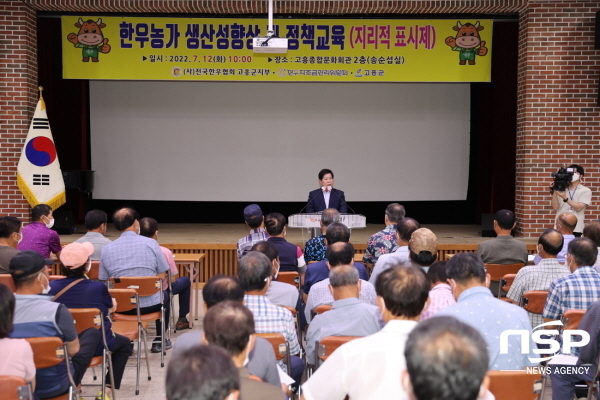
[
  {"xmin": 304, "ymin": 234, "xmax": 327, "ymax": 262},
  {"xmin": 362, "ymin": 224, "xmax": 398, "ymax": 265}
]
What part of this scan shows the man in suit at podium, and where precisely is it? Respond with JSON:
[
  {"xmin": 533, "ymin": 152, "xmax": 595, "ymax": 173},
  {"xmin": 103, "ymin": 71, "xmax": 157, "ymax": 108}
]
[{"xmin": 306, "ymin": 169, "xmax": 348, "ymax": 213}]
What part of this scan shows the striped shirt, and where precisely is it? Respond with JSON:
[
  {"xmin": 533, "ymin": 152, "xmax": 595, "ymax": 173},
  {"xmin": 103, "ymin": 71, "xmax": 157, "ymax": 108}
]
[
  {"xmin": 543, "ymin": 266, "xmax": 600, "ymax": 322},
  {"xmin": 506, "ymin": 258, "xmax": 570, "ymax": 328},
  {"xmin": 237, "ymin": 228, "xmax": 269, "ymax": 259}
]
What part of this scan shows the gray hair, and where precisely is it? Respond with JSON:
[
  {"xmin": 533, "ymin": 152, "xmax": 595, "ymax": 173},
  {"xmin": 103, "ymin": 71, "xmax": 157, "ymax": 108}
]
[
  {"xmin": 329, "ymin": 265, "xmax": 359, "ymax": 288},
  {"xmin": 321, "ymin": 208, "xmax": 341, "ymax": 227}
]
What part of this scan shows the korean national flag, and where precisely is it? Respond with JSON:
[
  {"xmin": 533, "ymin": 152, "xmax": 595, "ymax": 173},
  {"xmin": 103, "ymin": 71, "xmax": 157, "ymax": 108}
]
[{"xmin": 16, "ymin": 91, "xmax": 66, "ymax": 210}]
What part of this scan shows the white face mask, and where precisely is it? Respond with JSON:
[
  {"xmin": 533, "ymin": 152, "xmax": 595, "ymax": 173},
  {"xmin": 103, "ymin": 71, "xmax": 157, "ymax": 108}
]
[
  {"xmin": 572, "ymin": 173, "xmax": 580, "ymax": 182},
  {"xmin": 274, "ymin": 260, "xmax": 280, "ymax": 280},
  {"xmin": 44, "ymin": 217, "xmax": 55, "ymax": 229},
  {"xmin": 38, "ymin": 272, "xmax": 50, "ymax": 294},
  {"xmin": 85, "ymin": 260, "xmax": 92, "ymax": 274},
  {"xmin": 13, "ymin": 232, "xmax": 22, "ymax": 245}
]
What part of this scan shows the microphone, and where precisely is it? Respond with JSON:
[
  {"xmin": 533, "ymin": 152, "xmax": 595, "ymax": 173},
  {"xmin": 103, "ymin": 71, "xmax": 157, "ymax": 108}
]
[
  {"xmin": 298, "ymin": 191, "xmax": 320, "ymax": 214},
  {"xmin": 329, "ymin": 189, "xmax": 356, "ymax": 214}
]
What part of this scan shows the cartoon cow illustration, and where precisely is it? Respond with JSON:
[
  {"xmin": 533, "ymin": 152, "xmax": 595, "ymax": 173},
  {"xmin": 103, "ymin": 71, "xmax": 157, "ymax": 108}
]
[
  {"xmin": 67, "ymin": 18, "xmax": 111, "ymax": 62},
  {"xmin": 445, "ymin": 21, "xmax": 488, "ymax": 65}
]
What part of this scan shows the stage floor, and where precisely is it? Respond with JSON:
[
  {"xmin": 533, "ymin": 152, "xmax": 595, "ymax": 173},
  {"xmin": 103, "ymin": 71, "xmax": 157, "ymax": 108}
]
[{"xmin": 60, "ymin": 223, "xmax": 538, "ymax": 245}]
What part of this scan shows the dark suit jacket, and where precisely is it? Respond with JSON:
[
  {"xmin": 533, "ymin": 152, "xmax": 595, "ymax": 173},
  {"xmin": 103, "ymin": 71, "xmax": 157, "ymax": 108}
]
[{"xmin": 306, "ymin": 188, "xmax": 348, "ymax": 213}]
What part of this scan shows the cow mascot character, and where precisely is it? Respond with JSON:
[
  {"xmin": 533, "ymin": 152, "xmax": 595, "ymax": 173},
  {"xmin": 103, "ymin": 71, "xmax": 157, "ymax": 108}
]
[
  {"xmin": 67, "ymin": 18, "xmax": 111, "ymax": 62},
  {"xmin": 445, "ymin": 21, "xmax": 488, "ymax": 65}
]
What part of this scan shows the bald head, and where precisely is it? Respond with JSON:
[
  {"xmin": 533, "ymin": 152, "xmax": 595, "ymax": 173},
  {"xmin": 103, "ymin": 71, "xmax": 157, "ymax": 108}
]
[
  {"xmin": 557, "ymin": 213, "xmax": 577, "ymax": 234},
  {"xmin": 326, "ymin": 242, "xmax": 355, "ymax": 267},
  {"xmin": 538, "ymin": 228, "xmax": 564, "ymax": 257},
  {"xmin": 113, "ymin": 207, "xmax": 139, "ymax": 232}
]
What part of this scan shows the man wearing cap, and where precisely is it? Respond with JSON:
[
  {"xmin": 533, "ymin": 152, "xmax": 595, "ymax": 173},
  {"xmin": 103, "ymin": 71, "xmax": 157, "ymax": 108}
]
[
  {"xmin": 9, "ymin": 250, "xmax": 101, "ymax": 399},
  {"xmin": 49, "ymin": 242, "xmax": 132, "ymax": 397},
  {"xmin": 405, "ymin": 228, "xmax": 439, "ymax": 272},
  {"xmin": 99, "ymin": 207, "xmax": 171, "ymax": 353},
  {"xmin": 237, "ymin": 204, "xmax": 269, "ymax": 259}
]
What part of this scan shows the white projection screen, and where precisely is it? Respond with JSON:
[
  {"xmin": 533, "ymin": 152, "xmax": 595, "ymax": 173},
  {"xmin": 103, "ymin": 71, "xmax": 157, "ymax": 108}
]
[{"xmin": 89, "ymin": 81, "xmax": 470, "ymax": 202}]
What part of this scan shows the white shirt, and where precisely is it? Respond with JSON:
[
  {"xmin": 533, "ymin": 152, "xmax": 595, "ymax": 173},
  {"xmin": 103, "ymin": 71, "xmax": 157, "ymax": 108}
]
[
  {"xmin": 323, "ymin": 189, "xmax": 331, "ymax": 209},
  {"xmin": 302, "ymin": 319, "xmax": 417, "ymax": 400},
  {"xmin": 554, "ymin": 183, "xmax": 592, "ymax": 232}
]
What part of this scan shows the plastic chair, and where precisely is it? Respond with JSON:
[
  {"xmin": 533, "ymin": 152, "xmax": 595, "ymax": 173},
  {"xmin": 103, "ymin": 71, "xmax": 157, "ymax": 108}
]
[
  {"xmin": 311, "ymin": 336, "xmax": 360, "ymax": 373},
  {"xmin": 25, "ymin": 336, "xmax": 78, "ymax": 400},
  {"xmin": 0, "ymin": 274, "xmax": 16, "ymax": 292},
  {"xmin": 485, "ymin": 263, "xmax": 525, "ymax": 285},
  {"xmin": 0, "ymin": 376, "xmax": 33, "ymax": 400},
  {"xmin": 68, "ymin": 308, "xmax": 116, "ymax": 400},
  {"xmin": 277, "ymin": 272, "xmax": 300, "ymax": 290},
  {"xmin": 109, "ymin": 288, "xmax": 151, "ymax": 396},
  {"xmin": 85, "ymin": 261, "xmax": 100, "ymax": 280},
  {"xmin": 520, "ymin": 290, "xmax": 549, "ymax": 315},
  {"xmin": 49, "ymin": 275, "xmax": 66, "ymax": 282},
  {"xmin": 256, "ymin": 333, "xmax": 292, "ymax": 375},
  {"xmin": 487, "ymin": 370, "xmax": 541, "ymax": 400},
  {"xmin": 313, "ymin": 305, "xmax": 332, "ymax": 315},
  {"xmin": 498, "ymin": 273, "xmax": 517, "ymax": 299},
  {"xmin": 562, "ymin": 309, "xmax": 586, "ymax": 331},
  {"xmin": 110, "ymin": 276, "xmax": 166, "ymax": 368}
]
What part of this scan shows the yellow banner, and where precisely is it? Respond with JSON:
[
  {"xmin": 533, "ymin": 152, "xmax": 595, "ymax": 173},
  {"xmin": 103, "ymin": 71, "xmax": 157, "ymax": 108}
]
[{"xmin": 61, "ymin": 17, "xmax": 492, "ymax": 82}]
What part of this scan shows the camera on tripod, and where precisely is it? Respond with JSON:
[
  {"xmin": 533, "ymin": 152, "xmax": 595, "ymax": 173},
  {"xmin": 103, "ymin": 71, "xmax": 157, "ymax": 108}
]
[{"xmin": 550, "ymin": 167, "xmax": 574, "ymax": 193}]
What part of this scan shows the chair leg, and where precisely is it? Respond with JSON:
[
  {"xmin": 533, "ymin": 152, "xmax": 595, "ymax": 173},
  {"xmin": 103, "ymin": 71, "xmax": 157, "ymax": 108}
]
[
  {"xmin": 135, "ymin": 325, "xmax": 142, "ymax": 395},
  {"xmin": 161, "ymin": 306, "xmax": 165, "ymax": 368},
  {"xmin": 141, "ymin": 326, "xmax": 152, "ymax": 381},
  {"xmin": 106, "ymin": 347, "xmax": 116, "ymax": 400},
  {"xmin": 100, "ymin": 350, "xmax": 106, "ymax": 400},
  {"xmin": 92, "ymin": 366, "xmax": 97, "ymax": 381}
]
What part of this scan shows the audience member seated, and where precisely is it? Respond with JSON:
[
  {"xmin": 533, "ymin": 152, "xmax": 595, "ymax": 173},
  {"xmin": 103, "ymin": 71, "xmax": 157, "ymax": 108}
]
[
  {"xmin": 173, "ymin": 275, "xmax": 281, "ymax": 389},
  {"xmin": 507, "ymin": 228, "xmax": 569, "ymax": 328},
  {"xmin": 301, "ymin": 266, "xmax": 429, "ymax": 400},
  {"xmin": 438, "ymin": 252, "xmax": 537, "ymax": 370},
  {"xmin": 550, "ymin": 299, "xmax": 600, "ymax": 400},
  {"xmin": 304, "ymin": 208, "xmax": 340, "ymax": 263},
  {"xmin": 203, "ymin": 301, "xmax": 285, "ymax": 400},
  {"xmin": 476, "ymin": 209, "xmax": 528, "ymax": 265},
  {"xmin": 99, "ymin": 208, "xmax": 171, "ymax": 353},
  {"xmin": 74, "ymin": 209, "xmax": 111, "ymax": 260},
  {"xmin": 543, "ymin": 237, "xmax": 600, "ymax": 357},
  {"xmin": 362, "ymin": 203, "xmax": 406, "ymax": 267},
  {"xmin": 167, "ymin": 345, "xmax": 240, "ymax": 400},
  {"xmin": 265, "ymin": 213, "xmax": 306, "ymax": 280},
  {"xmin": 370, "ymin": 218, "xmax": 420, "ymax": 284},
  {"xmin": 305, "ymin": 265, "xmax": 381, "ymax": 363},
  {"xmin": 237, "ymin": 204, "xmax": 269, "ymax": 260},
  {"xmin": 303, "ymin": 222, "xmax": 369, "ymax": 300},
  {"xmin": 583, "ymin": 220, "xmax": 600, "ymax": 271},
  {"xmin": 18, "ymin": 204, "xmax": 62, "ymax": 258},
  {"xmin": 0, "ymin": 216, "xmax": 22, "ymax": 273},
  {"xmin": 238, "ymin": 252, "xmax": 304, "ymax": 389},
  {"xmin": 405, "ymin": 228, "xmax": 439, "ymax": 271},
  {"xmin": 402, "ymin": 316, "xmax": 490, "ymax": 400},
  {"xmin": 49, "ymin": 242, "xmax": 132, "ymax": 396},
  {"xmin": 9, "ymin": 250, "xmax": 101, "ymax": 399},
  {"xmin": 0, "ymin": 282, "xmax": 35, "ymax": 391},
  {"xmin": 534, "ymin": 212, "xmax": 577, "ymax": 265},
  {"xmin": 419, "ymin": 261, "xmax": 456, "ymax": 320},
  {"xmin": 139, "ymin": 217, "xmax": 191, "ymax": 330},
  {"xmin": 252, "ymin": 241, "xmax": 299, "ymax": 309},
  {"xmin": 305, "ymin": 242, "xmax": 377, "ymax": 323}
]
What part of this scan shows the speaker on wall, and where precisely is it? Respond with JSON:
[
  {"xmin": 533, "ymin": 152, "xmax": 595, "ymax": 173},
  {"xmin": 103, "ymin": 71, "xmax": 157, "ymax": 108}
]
[{"xmin": 481, "ymin": 213, "xmax": 496, "ymax": 237}]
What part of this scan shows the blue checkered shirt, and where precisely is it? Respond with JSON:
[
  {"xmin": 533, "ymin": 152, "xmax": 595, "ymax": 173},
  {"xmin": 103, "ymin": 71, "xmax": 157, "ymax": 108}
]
[
  {"xmin": 237, "ymin": 228, "xmax": 269, "ymax": 259},
  {"xmin": 543, "ymin": 266, "xmax": 600, "ymax": 321},
  {"xmin": 244, "ymin": 294, "xmax": 301, "ymax": 370},
  {"xmin": 304, "ymin": 234, "xmax": 327, "ymax": 262},
  {"xmin": 99, "ymin": 231, "xmax": 170, "ymax": 307}
]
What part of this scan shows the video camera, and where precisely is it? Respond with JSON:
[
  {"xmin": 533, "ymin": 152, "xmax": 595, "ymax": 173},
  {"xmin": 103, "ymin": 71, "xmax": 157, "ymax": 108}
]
[{"xmin": 550, "ymin": 167, "xmax": 575, "ymax": 193}]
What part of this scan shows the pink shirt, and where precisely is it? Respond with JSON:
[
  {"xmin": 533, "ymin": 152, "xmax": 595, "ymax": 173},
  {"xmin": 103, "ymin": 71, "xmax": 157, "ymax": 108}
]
[
  {"xmin": 0, "ymin": 338, "xmax": 35, "ymax": 381},
  {"xmin": 420, "ymin": 283, "xmax": 456, "ymax": 321},
  {"xmin": 160, "ymin": 246, "xmax": 179, "ymax": 290}
]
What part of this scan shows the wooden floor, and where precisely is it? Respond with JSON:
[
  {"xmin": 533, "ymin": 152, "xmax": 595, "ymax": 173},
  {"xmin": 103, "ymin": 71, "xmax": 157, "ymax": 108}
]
[{"xmin": 60, "ymin": 223, "xmax": 538, "ymax": 246}]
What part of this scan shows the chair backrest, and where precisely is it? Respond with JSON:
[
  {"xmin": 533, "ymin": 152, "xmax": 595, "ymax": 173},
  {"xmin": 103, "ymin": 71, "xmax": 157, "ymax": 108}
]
[
  {"xmin": 256, "ymin": 333, "xmax": 289, "ymax": 361},
  {"xmin": 317, "ymin": 336, "xmax": 360, "ymax": 362},
  {"xmin": 0, "ymin": 274, "xmax": 16, "ymax": 292},
  {"xmin": 520, "ymin": 290, "xmax": 549, "ymax": 315},
  {"xmin": 248, "ymin": 375, "xmax": 263, "ymax": 383},
  {"xmin": 487, "ymin": 370, "xmax": 541, "ymax": 400},
  {"xmin": 0, "ymin": 376, "xmax": 33, "ymax": 400},
  {"xmin": 485, "ymin": 264, "xmax": 525, "ymax": 281},
  {"xmin": 562, "ymin": 309, "xmax": 586, "ymax": 331},
  {"xmin": 277, "ymin": 272, "xmax": 300, "ymax": 287},
  {"xmin": 48, "ymin": 275, "xmax": 66, "ymax": 282},
  {"xmin": 110, "ymin": 276, "xmax": 160, "ymax": 297},
  {"xmin": 500, "ymin": 274, "xmax": 517, "ymax": 292},
  {"xmin": 313, "ymin": 304, "xmax": 332, "ymax": 315},
  {"xmin": 86, "ymin": 261, "xmax": 100, "ymax": 280},
  {"xmin": 24, "ymin": 337, "xmax": 66, "ymax": 369},
  {"xmin": 279, "ymin": 305, "xmax": 297, "ymax": 316},
  {"xmin": 68, "ymin": 308, "xmax": 102, "ymax": 334},
  {"xmin": 108, "ymin": 288, "xmax": 137, "ymax": 313}
]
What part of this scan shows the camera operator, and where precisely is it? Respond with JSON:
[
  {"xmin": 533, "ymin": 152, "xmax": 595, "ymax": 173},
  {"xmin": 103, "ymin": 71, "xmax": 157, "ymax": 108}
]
[{"xmin": 551, "ymin": 164, "xmax": 592, "ymax": 236}]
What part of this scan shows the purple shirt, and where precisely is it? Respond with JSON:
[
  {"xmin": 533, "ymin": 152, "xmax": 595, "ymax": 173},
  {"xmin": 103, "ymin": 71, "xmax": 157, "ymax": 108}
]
[{"xmin": 18, "ymin": 222, "xmax": 61, "ymax": 258}]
